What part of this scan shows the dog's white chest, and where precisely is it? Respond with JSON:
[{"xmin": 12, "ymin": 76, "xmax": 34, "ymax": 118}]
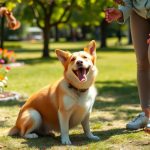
[
  {"xmin": 62, "ymin": 86, "xmax": 97, "ymax": 127},
  {"xmin": 63, "ymin": 86, "xmax": 96, "ymax": 110}
]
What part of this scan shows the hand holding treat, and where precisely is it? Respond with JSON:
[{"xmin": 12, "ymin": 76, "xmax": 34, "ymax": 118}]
[
  {"xmin": 0, "ymin": 7, "xmax": 20, "ymax": 30},
  {"xmin": 105, "ymin": 8, "xmax": 123, "ymax": 23}
]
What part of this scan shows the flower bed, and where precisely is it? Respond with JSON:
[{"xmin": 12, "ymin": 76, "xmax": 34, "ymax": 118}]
[
  {"xmin": 0, "ymin": 91, "xmax": 20, "ymax": 101},
  {"xmin": 0, "ymin": 65, "xmax": 21, "ymax": 101},
  {"xmin": 0, "ymin": 49, "xmax": 21, "ymax": 101},
  {"xmin": 0, "ymin": 66, "xmax": 10, "ymax": 93}
]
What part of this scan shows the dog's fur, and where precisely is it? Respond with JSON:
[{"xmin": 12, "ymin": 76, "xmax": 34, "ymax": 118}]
[{"xmin": 8, "ymin": 40, "xmax": 99, "ymax": 144}]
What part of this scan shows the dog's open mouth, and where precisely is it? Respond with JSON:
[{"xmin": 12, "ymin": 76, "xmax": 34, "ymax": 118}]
[{"xmin": 73, "ymin": 67, "xmax": 90, "ymax": 82}]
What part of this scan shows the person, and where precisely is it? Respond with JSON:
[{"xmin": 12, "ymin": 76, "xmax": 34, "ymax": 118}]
[{"xmin": 105, "ymin": 0, "xmax": 150, "ymax": 132}]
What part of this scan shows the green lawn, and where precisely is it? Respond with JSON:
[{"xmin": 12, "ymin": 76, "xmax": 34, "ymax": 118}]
[{"xmin": 0, "ymin": 39, "xmax": 149, "ymax": 150}]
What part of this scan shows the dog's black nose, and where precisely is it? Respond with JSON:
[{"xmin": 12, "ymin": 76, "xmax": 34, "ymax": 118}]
[{"xmin": 76, "ymin": 60, "xmax": 83, "ymax": 66}]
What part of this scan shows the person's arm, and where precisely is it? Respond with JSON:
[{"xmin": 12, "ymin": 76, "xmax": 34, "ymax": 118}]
[{"xmin": 118, "ymin": 0, "xmax": 132, "ymax": 23}]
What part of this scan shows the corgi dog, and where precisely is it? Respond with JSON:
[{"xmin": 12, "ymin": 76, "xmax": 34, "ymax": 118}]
[{"xmin": 8, "ymin": 40, "xmax": 99, "ymax": 144}]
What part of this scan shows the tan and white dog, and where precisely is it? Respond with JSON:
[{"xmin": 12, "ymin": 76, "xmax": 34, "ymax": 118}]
[{"xmin": 8, "ymin": 40, "xmax": 99, "ymax": 144}]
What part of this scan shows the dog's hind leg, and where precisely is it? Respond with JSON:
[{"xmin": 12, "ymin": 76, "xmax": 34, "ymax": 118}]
[{"xmin": 19, "ymin": 109, "xmax": 42, "ymax": 139}]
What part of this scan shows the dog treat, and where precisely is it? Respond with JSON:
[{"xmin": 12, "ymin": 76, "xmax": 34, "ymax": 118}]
[{"xmin": 0, "ymin": 7, "xmax": 20, "ymax": 30}]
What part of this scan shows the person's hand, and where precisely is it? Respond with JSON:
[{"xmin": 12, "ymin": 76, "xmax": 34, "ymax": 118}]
[
  {"xmin": 114, "ymin": 0, "xmax": 126, "ymax": 6},
  {"xmin": 105, "ymin": 8, "xmax": 123, "ymax": 23}
]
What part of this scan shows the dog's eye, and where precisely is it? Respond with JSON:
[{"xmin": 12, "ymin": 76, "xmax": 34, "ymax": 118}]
[
  {"xmin": 71, "ymin": 57, "xmax": 76, "ymax": 62},
  {"xmin": 82, "ymin": 56, "xmax": 87, "ymax": 59}
]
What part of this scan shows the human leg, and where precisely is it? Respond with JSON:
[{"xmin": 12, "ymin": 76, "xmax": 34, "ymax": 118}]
[
  {"xmin": 126, "ymin": 11, "xmax": 150, "ymax": 130},
  {"xmin": 144, "ymin": 43, "xmax": 150, "ymax": 132}
]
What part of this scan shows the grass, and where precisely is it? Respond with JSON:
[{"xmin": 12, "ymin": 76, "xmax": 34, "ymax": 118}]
[{"xmin": 0, "ymin": 38, "xmax": 150, "ymax": 150}]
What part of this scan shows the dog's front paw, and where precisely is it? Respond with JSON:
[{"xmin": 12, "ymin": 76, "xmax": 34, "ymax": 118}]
[
  {"xmin": 61, "ymin": 136, "xmax": 72, "ymax": 145},
  {"xmin": 87, "ymin": 133, "xmax": 100, "ymax": 141},
  {"xmin": 24, "ymin": 133, "xmax": 39, "ymax": 139}
]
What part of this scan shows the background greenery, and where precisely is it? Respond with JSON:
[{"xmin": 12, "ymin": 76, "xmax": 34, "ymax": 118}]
[{"xmin": 0, "ymin": 0, "xmax": 131, "ymax": 57}]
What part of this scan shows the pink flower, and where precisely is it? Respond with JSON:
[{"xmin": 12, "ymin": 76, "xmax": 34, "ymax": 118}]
[{"xmin": 0, "ymin": 59, "xmax": 5, "ymax": 64}]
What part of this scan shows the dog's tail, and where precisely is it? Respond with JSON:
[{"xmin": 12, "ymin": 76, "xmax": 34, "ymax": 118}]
[{"xmin": 8, "ymin": 126, "xmax": 19, "ymax": 136}]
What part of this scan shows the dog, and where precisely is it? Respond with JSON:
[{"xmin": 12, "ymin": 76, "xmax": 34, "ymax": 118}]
[{"xmin": 8, "ymin": 40, "xmax": 99, "ymax": 144}]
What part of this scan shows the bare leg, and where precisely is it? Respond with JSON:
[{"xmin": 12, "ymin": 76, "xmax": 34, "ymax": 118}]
[
  {"xmin": 130, "ymin": 11, "xmax": 150, "ymax": 118},
  {"xmin": 143, "ymin": 41, "xmax": 150, "ymax": 119}
]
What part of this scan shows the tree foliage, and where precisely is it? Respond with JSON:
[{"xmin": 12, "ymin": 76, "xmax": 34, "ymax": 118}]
[
  {"xmin": 1, "ymin": 0, "xmax": 122, "ymax": 55},
  {"xmin": 70, "ymin": 0, "xmax": 114, "ymax": 26}
]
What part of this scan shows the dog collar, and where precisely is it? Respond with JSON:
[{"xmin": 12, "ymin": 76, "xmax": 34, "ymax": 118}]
[{"xmin": 68, "ymin": 83, "xmax": 89, "ymax": 92}]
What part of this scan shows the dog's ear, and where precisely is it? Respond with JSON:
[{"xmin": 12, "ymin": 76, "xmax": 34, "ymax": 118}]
[
  {"xmin": 55, "ymin": 49, "xmax": 71, "ymax": 66},
  {"xmin": 84, "ymin": 40, "xmax": 96, "ymax": 56},
  {"xmin": 84, "ymin": 40, "xmax": 96, "ymax": 64}
]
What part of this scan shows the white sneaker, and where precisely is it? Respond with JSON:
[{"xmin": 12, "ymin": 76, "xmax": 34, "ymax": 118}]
[
  {"xmin": 126, "ymin": 112, "xmax": 148, "ymax": 130},
  {"xmin": 146, "ymin": 119, "xmax": 150, "ymax": 128},
  {"xmin": 144, "ymin": 119, "xmax": 150, "ymax": 133}
]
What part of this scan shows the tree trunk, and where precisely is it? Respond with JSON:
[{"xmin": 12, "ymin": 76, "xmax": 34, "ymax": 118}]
[
  {"xmin": 0, "ymin": 13, "xmax": 5, "ymax": 49},
  {"xmin": 55, "ymin": 25, "xmax": 59, "ymax": 42},
  {"xmin": 81, "ymin": 25, "xmax": 87, "ymax": 40},
  {"xmin": 69, "ymin": 24, "xmax": 77, "ymax": 41},
  {"xmin": 128, "ymin": 20, "xmax": 132, "ymax": 45},
  {"xmin": 100, "ymin": 19, "xmax": 108, "ymax": 48},
  {"xmin": 42, "ymin": 27, "xmax": 50, "ymax": 58},
  {"xmin": 116, "ymin": 26, "xmax": 122, "ymax": 44}
]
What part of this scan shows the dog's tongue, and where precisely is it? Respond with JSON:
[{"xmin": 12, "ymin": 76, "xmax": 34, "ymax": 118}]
[{"xmin": 77, "ymin": 68, "xmax": 86, "ymax": 82}]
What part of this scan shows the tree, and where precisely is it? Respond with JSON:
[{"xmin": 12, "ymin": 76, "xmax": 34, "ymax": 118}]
[
  {"xmin": 69, "ymin": 0, "xmax": 114, "ymax": 48},
  {"xmin": 24, "ymin": 0, "xmax": 75, "ymax": 58}
]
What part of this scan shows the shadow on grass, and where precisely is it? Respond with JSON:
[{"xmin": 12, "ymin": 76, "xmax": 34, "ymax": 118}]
[
  {"xmin": 99, "ymin": 47, "xmax": 134, "ymax": 52},
  {"xmin": 14, "ymin": 48, "xmax": 42, "ymax": 53},
  {"xmin": 19, "ymin": 133, "xmax": 96, "ymax": 148},
  {"xmin": 93, "ymin": 128, "xmax": 141, "ymax": 141},
  {"xmin": 14, "ymin": 46, "xmax": 134, "ymax": 65},
  {"xmin": 12, "ymin": 47, "xmax": 134, "ymax": 54},
  {"xmin": 17, "ymin": 127, "xmax": 139, "ymax": 148},
  {"xmin": 93, "ymin": 80, "xmax": 140, "ymax": 120},
  {"xmin": 5, "ymin": 45, "xmax": 22, "ymax": 49},
  {"xmin": 95, "ymin": 80, "xmax": 138, "ymax": 106},
  {"xmin": 17, "ymin": 56, "xmax": 58, "ymax": 65},
  {"xmin": 0, "ymin": 100, "xmax": 25, "ymax": 107}
]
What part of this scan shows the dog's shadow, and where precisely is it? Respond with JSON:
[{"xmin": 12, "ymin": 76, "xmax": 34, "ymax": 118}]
[{"xmin": 20, "ymin": 128, "xmax": 140, "ymax": 148}]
